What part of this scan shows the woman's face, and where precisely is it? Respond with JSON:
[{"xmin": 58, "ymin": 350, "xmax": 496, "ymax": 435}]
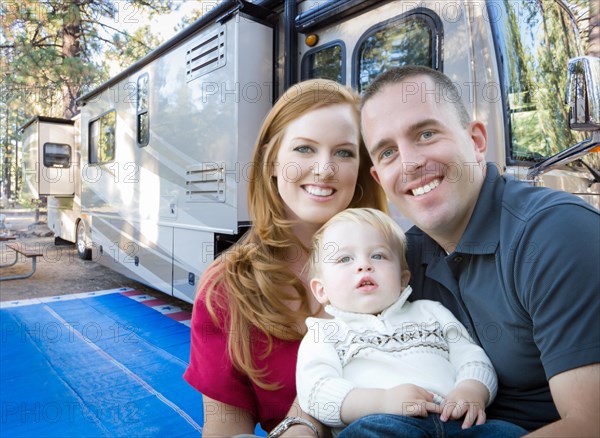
[{"xmin": 272, "ymin": 104, "xmax": 361, "ymax": 226}]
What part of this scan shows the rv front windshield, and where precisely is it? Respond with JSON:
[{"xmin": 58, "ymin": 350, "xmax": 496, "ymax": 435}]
[{"xmin": 491, "ymin": 0, "xmax": 598, "ymax": 171}]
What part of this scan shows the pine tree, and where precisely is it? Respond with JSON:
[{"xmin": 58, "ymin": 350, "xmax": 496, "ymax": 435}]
[{"xmin": 0, "ymin": 0, "xmax": 175, "ymax": 199}]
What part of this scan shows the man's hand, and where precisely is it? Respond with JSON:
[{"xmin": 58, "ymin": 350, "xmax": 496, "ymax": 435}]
[{"xmin": 440, "ymin": 380, "xmax": 488, "ymax": 428}]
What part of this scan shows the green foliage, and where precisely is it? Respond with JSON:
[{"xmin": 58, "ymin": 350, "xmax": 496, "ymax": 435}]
[{"xmin": 0, "ymin": 0, "xmax": 178, "ymax": 199}]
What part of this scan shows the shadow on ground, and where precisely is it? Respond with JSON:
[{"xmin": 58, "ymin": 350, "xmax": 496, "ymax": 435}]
[{"xmin": 0, "ymin": 208, "xmax": 192, "ymax": 312}]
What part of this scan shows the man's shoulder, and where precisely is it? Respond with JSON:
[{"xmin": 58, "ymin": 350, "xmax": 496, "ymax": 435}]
[{"xmin": 500, "ymin": 175, "xmax": 598, "ymax": 220}]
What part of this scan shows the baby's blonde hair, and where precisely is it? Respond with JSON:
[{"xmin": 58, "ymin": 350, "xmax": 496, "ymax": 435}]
[{"xmin": 308, "ymin": 208, "xmax": 408, "ymax": 279}]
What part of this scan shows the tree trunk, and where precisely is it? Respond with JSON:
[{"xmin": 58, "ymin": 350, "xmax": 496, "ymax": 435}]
[{"xmin": 61, "ymin": 2, "xmax": 83, "ymax": 119}]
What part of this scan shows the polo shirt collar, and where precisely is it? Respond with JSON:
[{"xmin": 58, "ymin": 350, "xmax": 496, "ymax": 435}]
[{"xmin": 454, "ymin": 162, "xmax": 504, "ymax": 255}]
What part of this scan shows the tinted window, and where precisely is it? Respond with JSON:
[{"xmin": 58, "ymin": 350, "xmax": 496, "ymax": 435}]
[
  {"xmin": 43, "ymin": 143, "xmax": 71, "ymax": 168},
  {"xmin": 357, "ymin": 13, "xmax": 440, "ymax": 92},
  {"xmin": 303, "ymin": 43, "xmax": 344, "ymax": 83},
  {"xmin": 89, "ymin": 111, "xmax": 116, "ymax": 164},
  {"xmin": 491, "ymin": 1, "xmax": 591, "ymax": 164},
  {"xmin": 137, "ymin": 73, "xmax": 149, "ymax": 147}
]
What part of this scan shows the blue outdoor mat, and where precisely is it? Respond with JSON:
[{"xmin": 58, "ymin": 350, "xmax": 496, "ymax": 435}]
[{"xmin": 0, "ymin": 288, "xmax": 204, "ymax": 437}]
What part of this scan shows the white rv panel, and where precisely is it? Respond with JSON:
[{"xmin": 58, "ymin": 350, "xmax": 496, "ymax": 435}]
[
  {"xmin": 78, "ymin": 11, "xmax": 273, "ymax": 299},
  {"xmin": 21, "ymin": 118, "xmax": 76, "ymax": 198}
]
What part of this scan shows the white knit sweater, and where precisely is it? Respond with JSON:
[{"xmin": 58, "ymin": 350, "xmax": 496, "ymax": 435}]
[{"xmin": 296, "ymin": 286, "xmax": 497, "ymax": 430}]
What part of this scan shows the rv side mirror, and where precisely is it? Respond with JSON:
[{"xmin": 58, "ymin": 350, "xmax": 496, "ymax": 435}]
[{"xmin": 565, "ymin": 56, "xmax": 600, "ymax": 131}]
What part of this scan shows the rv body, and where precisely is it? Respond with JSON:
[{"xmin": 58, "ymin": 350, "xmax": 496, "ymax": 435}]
[{"xmin": 21, "ymin": 0, "xmax": 600, "ymax": 303}]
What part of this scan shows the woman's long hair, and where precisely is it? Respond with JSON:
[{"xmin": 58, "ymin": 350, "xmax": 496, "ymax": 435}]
[{"xmin": 202, "ymin": 79, "xmax": 387, "ymax": 389}]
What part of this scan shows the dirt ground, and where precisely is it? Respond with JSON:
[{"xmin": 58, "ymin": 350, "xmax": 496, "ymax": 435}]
[{"xmin": 0, "ymin": 209, "xmax": 192, "ymax": 312}]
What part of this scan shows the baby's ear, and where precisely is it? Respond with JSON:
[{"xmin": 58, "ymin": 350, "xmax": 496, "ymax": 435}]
[
  {"xmin": 310, "ymin": 278, "xmax": 329, "ymax": 304},
  {"xmin": 401, "ymin": 269, "xmax": 411, "ymax": 288}
]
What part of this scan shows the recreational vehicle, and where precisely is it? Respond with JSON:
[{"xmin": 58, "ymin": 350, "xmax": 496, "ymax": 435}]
[{"xmin": 21, "ymin": 0, "xmax": 600, "ymax": 303}]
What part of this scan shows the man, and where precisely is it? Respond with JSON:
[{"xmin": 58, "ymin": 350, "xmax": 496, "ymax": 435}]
[{"xmin": 358, "ymin": 65, "xmax": 599, "ymax": 436}]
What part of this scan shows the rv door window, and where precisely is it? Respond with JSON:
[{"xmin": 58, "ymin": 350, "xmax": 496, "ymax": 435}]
[
  {"xmin": 490, "ymin": 1, "xmax": 592, "ymax": 166},
  {"xmin": 137, "ymin": 73, "xmax": 149, "ymax": 147},
  {"xmin": 43, "ymin": 143, "xmax": 71, "ymax": 168},
  {"xmin": 302, "ymin": 42, "xmax": 344, "ymax": 83},
  {"xmin": 89, "ymin": 110, "xmax": 116, "ymax": 164},
  {"xmin": 356, "ymin": 11, "xmax": 441, "ymax": 92}
]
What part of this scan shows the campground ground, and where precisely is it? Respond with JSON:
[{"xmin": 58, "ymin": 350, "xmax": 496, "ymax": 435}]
[{"xmin": 0, "ymin": 207, "xmax": 192, "ymax": 313}]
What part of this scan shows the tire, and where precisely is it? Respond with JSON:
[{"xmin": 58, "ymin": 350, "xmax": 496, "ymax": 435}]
[{"xmin": 76, "ymin": 220, "xmax": 92, "ymax": 260}]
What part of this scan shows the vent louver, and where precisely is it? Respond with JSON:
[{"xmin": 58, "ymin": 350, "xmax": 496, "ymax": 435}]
[
  {"xmin": 185, "ymin": 162, "xmax": 226, "ymax": 202},
  {"xmin": 186, "ymin": 27, "xmax": 227, "ymax": 82}
]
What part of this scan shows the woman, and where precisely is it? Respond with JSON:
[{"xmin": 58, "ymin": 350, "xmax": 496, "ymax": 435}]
[{"xmin": 184, "ymin": 79, "xmax": 387, "ymax": 437}]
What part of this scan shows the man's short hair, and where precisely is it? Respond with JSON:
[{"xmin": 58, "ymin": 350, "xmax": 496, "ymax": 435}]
[{"xmin": 361, "ymin": 65, "xmax": 471, "ymax": 128}]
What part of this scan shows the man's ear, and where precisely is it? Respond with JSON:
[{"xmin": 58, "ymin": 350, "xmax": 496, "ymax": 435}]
[
  {"xmin": 469, "ymin": 121, "xmax": 488, "ymax": 163},
  {"xmin": 370, "ymin": 166, "xmax": 382, "ymax": 185},
  {"xmin": 310, "ymin": 278, "xmax": 329, "ymax": 304}
]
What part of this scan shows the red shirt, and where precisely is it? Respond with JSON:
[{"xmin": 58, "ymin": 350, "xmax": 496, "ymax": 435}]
[{"xmin": 183, "ymin": 280, "xmax": 300, "ymax": 431}]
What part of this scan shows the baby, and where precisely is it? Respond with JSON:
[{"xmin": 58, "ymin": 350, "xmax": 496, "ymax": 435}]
[{"xmin": 296, "ymin": 208, "xmax": 525, "ymax": 437}]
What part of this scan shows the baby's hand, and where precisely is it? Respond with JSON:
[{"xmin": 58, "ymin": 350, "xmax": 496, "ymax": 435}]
[
  {"xmin": 440, "ymin": 380, "xmax": 488, "ymax": 428},
  {"xmin": 384, "ymin": 384, "xmax": 442, "ymax": 418}
]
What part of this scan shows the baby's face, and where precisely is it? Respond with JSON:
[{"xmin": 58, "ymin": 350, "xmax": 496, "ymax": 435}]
[{"xmin": 310, "ymin": 221, "xmax": 404, "ymax": 314}]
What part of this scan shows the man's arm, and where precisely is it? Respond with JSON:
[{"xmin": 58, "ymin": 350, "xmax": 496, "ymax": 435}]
[{"xmin": 527, "ymin": 363, "xmax": 599, "ymax": 437}]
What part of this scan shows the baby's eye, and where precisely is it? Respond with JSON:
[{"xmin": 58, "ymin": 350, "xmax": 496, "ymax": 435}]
[
  {"xmin": 371, "ymin": 253, "xmax": 384, "ymax": 260},
  {"xmin": 294, "ymin": 145, "xmax": 313, "ymax": 153},
  {"xmin": 337, "ymin": 256, "xmax": 352, "ymax": 263}
]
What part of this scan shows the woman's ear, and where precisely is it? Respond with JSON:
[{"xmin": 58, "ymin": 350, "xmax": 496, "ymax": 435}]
[{"xmin": 310, "ymin": 278, "xmax": 329, "ymax": 304}]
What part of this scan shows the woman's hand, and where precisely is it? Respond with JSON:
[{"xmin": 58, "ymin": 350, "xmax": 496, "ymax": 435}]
[{"xmin": 279, "ymin": 423, "xmax": 320, "ymax": 437}]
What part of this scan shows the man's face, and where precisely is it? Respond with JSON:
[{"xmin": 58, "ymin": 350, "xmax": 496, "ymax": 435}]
[{"xmin": 362, "ymin": 76, "xmax": 488, "ymax": 248}]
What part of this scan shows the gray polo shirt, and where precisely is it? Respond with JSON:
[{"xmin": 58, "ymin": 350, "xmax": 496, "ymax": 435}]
[{"xmin": 406, "ymin": 163, "xmax": 600, "ymax": 431}]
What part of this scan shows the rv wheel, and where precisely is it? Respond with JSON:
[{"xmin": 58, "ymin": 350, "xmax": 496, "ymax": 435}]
[{"xmin": 76, "ymin": 221, "xmax": 92, "ymax": 260}]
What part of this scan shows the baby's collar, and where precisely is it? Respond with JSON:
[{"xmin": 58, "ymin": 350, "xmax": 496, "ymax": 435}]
[{"xmin": 324, "ymin": 285, "xmax": 413, "ymax": 322}]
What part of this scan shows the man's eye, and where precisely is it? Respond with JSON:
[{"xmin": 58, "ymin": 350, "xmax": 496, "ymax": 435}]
[
  {"xmin": 421, "ymin": 131, "xmax": 434, "ymax": 140},
  {"xmin": 380, "ymin": 148, "xmax": 395, "ymax": 160}
]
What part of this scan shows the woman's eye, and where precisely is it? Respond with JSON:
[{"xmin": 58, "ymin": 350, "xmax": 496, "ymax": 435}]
[
  {"xmin": 294, "ymin": 145, "xmax": 313, "ymax": 153},
  {"xmin": 335, "ymin": 149, "xmax": 355, "ymax": 158}
]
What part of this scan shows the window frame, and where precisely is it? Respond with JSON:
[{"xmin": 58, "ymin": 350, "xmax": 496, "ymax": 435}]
[
  {"xmin": 486, "ymin": 0, "xmax": 586, "ymax": 166},
  {"xmin": 88, "ymin": 109, "xmax": 117, "ymax": 164},
  {"xmin": 43, "ymin": 142, "xmax": 72, "ymax": 168},
  {"xmin": 301, "ymin": 40, "xmax": 347, "ymax": 84},
  {"xmin": 136, "ymin": 72, "xmax": 150, "ymax": 147},
  {"xmin": 351, "ymin": 7, "xmax": 444, "ymax": 92}
]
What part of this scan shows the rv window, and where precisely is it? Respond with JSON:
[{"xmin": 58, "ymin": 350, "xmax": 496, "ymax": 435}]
[
  {"xmin": 43, "ymin": 143, "xmax": 71, "ymax": 168},
  {"xmin": 491, "ymin": 1, "xmax": 592, "ymax": 166},
  {"xmin": 302, "ymin": 42, "xmax": 344, "ymax": 83},
  {"xmin": 357, "ymin": 13, "xmax": 439, "ymax": 92},
  {"xmin": 89, "ymin": 110, "xmax": 116, "ymax": 164},
  {"xmin": 137, "ymin": 73, "xmax": 149, "ymax": 147}
]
